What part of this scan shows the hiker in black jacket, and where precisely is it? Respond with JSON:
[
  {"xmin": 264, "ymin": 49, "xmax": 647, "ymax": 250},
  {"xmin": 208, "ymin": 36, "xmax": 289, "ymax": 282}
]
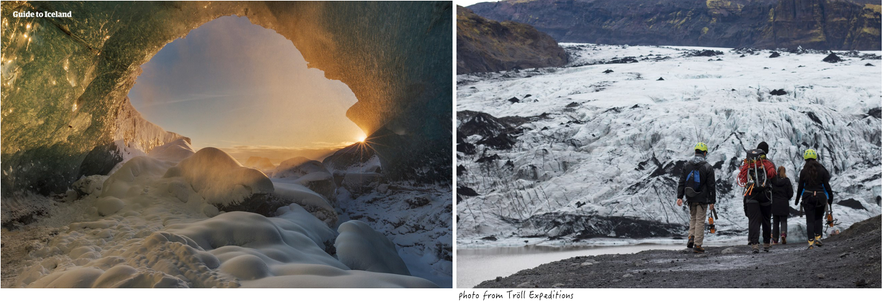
[
  {"xmin": 795, "ymin": 149, "xmax": 834, "ymax": 249},
  {"xmin": 770, "ymin": 166, "xmax": 793, "ymax": 245},
  {"xmin": 676, "ymin": 142, "xmax": 716, "ymax": 254}
]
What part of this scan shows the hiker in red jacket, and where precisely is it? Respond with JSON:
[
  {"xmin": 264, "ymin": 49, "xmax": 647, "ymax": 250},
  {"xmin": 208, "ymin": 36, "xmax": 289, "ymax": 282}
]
[{"xmin": 737, "ymin": 142, "xmax": 777, "ymax": 253}]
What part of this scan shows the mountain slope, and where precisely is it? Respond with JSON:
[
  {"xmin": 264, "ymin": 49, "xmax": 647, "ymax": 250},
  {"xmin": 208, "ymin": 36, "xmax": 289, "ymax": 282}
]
[
  {"xmin": 458, "ymin": 5, "xmax": 568, "ymax": 74},
  {"xmin": 469, "ymin": 0, "xmax": 882, "ymax": 50}
]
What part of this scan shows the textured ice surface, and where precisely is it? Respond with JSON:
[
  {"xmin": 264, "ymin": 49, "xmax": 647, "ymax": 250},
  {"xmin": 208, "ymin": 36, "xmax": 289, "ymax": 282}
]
[
  {"xmin": 269, "ymin": 157, "xmax": 337, "ymax": 203},
  {"xmin": 272, "ymin": 179, "xmax": 337, "ymax": 226},
  {"xmin": 270, "ymin": 157, "xmax": 327, "ymax": 179},
  {"xmin": 171, "ymin": 147, "xmax": 274, "ymax": 207},
  {"xmin": 336, "ymin": 220, "xmax": 412, "ymax": 275},
  {"xmin": 335, "ymin": 183, "xmax": 453, "ymax": 287},
  {"xmin": 20, "ymin": 208, "xmax": 434, "ymax": 288},
  {"xmin": 4, "ymin": 139, "xmax": 436, "ymax": 288},
  {"xmin": 147, "ymin": 138, "xmax": 196, "ymax": 162},
  {"xmin": 457, "ymin": 44, "xmax": 882, "ymax": 246}
]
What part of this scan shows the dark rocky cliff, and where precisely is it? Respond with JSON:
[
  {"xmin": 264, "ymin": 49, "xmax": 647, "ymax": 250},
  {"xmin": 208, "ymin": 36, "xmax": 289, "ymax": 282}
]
[
  {"xmin": 469, "ymin": 0, "xmax": 881, "ymax": 50},
  {"xmin": 457, "ymin": 6, "xmax": 567, "ymax": 74}
]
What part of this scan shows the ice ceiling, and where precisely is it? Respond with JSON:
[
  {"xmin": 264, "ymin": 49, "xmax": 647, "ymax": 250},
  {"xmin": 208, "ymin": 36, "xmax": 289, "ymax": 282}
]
[{"xmin": 1, "ymin": 1, "xmax": 452, "ymax": 198}]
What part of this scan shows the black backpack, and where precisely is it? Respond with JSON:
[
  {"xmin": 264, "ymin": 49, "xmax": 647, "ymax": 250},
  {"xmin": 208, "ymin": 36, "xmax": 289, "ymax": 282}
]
[
  {"xmin": 744, "ymin": 149, "xmax": 771, "ymax": 200},
  {"xmin": 684, "ymin": 163, "xmax": 704, "ymax": 198}
]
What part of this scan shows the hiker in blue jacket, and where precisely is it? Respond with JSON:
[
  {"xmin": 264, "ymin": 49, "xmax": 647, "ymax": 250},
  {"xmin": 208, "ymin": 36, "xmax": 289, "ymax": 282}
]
[
  {"xmin": 795, "ymin": 149, "xmax": 834, "ymax": 249},
  {"xmin": 676, "ymin": 142, "xmax": 716, "ymax": 254}
]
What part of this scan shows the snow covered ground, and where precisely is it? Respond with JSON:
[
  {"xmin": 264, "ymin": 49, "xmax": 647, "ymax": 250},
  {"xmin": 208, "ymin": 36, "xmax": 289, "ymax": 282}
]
[
  {"xmin": 457, "ymin": 44, "xmax": 882, "ymax": 248},
  {"xmin": 2, "ymin": 138, "xmax": 451, "ymax": 287}
]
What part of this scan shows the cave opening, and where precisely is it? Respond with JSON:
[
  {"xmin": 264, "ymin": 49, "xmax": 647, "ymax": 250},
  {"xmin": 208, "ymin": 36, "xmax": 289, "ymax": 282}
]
[
  {"xmin": 128, "ymin": 15, "xmax": 366, "ymax": 167},
  {"xmin": 1, "ymin": 0, "xmax": 451, "ymax": 216}
]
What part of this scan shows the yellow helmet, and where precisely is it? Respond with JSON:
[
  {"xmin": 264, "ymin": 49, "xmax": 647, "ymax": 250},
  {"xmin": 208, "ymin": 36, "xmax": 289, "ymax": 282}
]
[
  {"xmin": 803, "ymin": 149, "xmax": 818, "ymax": 160},
  {"xmin": 694, "ymin": 142, "xmax": 708, "ymax": 152}
]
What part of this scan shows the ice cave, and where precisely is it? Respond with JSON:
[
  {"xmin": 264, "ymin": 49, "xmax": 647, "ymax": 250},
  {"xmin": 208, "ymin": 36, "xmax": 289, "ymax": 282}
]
[{"xmin": 1, "ymin": 1, "xmax": 453, "ymax": 288}]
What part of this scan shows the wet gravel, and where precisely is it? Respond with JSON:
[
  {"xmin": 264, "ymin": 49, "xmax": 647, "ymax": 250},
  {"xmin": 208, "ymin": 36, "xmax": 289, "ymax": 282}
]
[{"xmin": 476, "ymin": 215, "xmax": 881, "ymax": 288}]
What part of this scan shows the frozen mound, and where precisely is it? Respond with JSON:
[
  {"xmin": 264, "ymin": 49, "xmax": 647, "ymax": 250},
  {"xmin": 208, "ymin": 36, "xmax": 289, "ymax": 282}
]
[
  {"xmin": 270, "ymin": 157, "xmax": 326, "ymax": 179},
  {"xmin": 272, "ymin": 204, "xmax": 338, "ymax": 249},
  {"xmin": 19, "ymin": 204, "xmax": 434, "ymax": 288},
  {"xmin": 101, "ymin": 156, "xmax": 173, "ymax": 200},
  {"xmin": 335, "ymin": 186, "xmax": 453, "ymax": 287},
  {"xmin": 332, "ymin": 155, "xmax": 383, "ymax": 194},
  {"xmin": 166, "ymin": 148, "xmax": 274, "ymax": 207},
  {"xmin": 97, "ymin": 144, "xmax": 335, "ymax": 222},
  {"xmin": 147, "ymin": 138, "xmax": 195, "ymax": 162},
  {"xmin": 269, "ymin": 157, "xmax": 336, "ymax": 201},
  {"xmin": 272, "ymin": 180, "xmax": 337, "ymax": 226},
  {"xmin": 335, "ymin": 220, "xmax": 411, "ymax": 275},
  {"xmin": 165, "ymin": 210, "xmax": 435, "ymax": 287},
  {"xmin": 166, "ymin": 211, "xmax": 344, "ymax": 270},
  {"xmin": 25, "ymin": 231, "xmax": 234, "ymax": 288},
  {"xmin": 293, "ymin": 172, "xmax": 336, "ymax": 203}
]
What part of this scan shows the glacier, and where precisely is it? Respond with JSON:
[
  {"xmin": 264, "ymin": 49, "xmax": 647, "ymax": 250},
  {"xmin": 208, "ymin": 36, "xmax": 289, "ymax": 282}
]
[{"xmin": 457, "ymin": 44, "xmax": 881, "ymax": 247}]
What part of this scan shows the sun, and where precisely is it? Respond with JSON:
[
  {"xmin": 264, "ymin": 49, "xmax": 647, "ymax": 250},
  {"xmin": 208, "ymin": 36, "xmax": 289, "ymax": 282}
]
[{"xmin": 356, "ymin": 134, "xmax": 367, "ymax": 143}]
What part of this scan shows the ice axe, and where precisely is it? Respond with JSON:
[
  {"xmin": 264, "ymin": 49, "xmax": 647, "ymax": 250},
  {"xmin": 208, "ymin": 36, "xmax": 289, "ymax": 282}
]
[
  {"xmin": 707, "ymin": 207, "xmax": 718, "ymax": 234},
  {"xmin": 826, "ymin": 203, "xmax": 835, "ymax": 228}
]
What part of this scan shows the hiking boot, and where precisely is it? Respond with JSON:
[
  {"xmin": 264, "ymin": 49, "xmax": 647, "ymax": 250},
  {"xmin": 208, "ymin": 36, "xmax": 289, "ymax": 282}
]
[
  {"xmin": 687, "ymin": 235, "xmax": 694, "ymax": 249},
  {"xmin": 693, "ymin": 245, "xmax": 705, "ymax": 254},
  {"xmin": 813, "ymin": 235, "xmax": 823, "ymax": 247},
  {"xmin": 751, "ymin": 244, "xmax": 759, "ymax": 253},
  {"xmin": 781, "ymin": 236, "xmax": 786, "ymax": 245},
  {"xmin": 763, "ymin": 243, "xmax": 770, "ymax": 252},
  {"xmin": 807, "ymin": 240, "xmax": 814, "ymax": 249}
]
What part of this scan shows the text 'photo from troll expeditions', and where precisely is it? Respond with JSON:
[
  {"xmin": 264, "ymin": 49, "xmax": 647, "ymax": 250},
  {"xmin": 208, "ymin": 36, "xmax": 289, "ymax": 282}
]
[
  {"xmin": 456, "ymin": 0, "xmax": 881, "ymax": 288},
  {"xmin": 1, "ymin": 1, "xmax": 453, "ymax": 288}
]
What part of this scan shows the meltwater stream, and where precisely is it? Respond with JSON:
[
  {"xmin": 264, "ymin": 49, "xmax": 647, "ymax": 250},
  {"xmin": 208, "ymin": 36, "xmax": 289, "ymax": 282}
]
[{"xmin": 457, "ymin": 244, "xmax": 684, "ymax": 288}]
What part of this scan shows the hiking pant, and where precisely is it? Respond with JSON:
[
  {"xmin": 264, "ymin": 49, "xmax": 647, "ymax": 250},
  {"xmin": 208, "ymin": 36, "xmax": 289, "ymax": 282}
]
[
  {"xmin": 772, "ymin": 215, "xmax": 788, "ymax": 241},
  {"xmin": 688, "ymin": 203, "xmax": 708, "ymax": 246},
  {"xmin": 746, "ymin": 201, "xmax": 772, "ymax": 245},
  {"xmin": 803, "ymin": 202, "xmax": 826, "ymax": 240}
]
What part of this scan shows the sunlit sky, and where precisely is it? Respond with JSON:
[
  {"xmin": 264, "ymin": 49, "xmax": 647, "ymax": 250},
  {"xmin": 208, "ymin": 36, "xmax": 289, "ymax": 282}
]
[{"xmin": 129, "ymin": 16, "xmax": 365, "ymax": 156}]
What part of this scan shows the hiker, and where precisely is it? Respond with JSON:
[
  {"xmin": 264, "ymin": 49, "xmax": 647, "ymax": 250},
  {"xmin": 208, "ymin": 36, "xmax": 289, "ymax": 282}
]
[
  {"xmin": 794, "ymin": 149, "xmax": 833, "ymax": 249},
  {"xmin": 737, "ymin": 141, "xmax": 776, "ymax": 253},
  {"xmin": 676, "ymin": 142, "xmax": 716, "ymax": 254},
  {"xmin": 770, "ymin": 166, "xmax": 793, "ymax": 244}
]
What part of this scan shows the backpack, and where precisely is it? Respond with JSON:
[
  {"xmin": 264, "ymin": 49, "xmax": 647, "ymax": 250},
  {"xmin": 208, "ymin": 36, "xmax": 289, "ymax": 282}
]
[
  {"xmin": 684, "ymin": 164, "xmax": 703, "ymax": 198},
  {"xmin": 744, "ymin": 149, "xmax": 771, "ymax": 201}
]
